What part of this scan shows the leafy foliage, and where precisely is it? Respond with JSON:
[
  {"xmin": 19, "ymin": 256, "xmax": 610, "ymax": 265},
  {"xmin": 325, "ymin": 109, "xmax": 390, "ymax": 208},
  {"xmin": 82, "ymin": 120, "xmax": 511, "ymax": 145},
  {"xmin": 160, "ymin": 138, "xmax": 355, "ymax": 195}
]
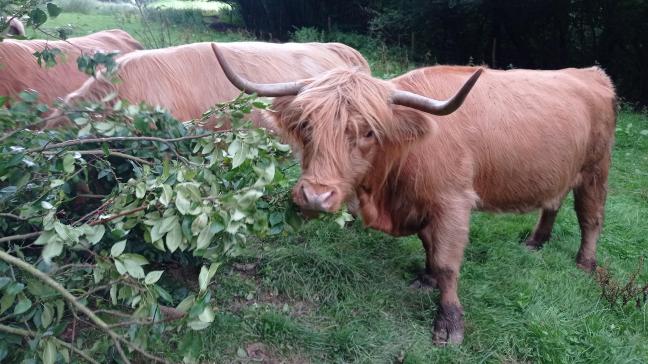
[{"xmin": 0, "ymin": 84, "xmax": 309, "ymax": 362}]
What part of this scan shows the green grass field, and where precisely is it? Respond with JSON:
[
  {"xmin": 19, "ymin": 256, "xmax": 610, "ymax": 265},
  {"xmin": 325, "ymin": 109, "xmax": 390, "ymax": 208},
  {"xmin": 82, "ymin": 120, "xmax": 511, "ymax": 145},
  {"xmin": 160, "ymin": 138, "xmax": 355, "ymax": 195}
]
[
  {"xmin": 27, "ymin": 8, "xmax": 648, "ymax": 363},
  {"xmin": 29, "ymin": 8, "xmax": 249, "ymax": 48},
  {"xmin": 148, "ymin": 0, "xmax": 230, "ymax": 13}
]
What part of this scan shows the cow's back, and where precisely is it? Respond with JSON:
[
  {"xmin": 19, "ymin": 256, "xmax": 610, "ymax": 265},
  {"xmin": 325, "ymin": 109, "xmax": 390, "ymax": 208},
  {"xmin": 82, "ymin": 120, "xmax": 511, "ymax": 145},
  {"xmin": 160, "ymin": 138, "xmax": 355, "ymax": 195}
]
[
  {"xmin": 392, "ymin": 66, "xmax": 616, "ymax": 212},
  {"xmin": 0, "ymin": 30, "xmax": 141, "ymax": 104},
  {"xmin": 77, "ymin": 41, "xmax": 370, "ymax": 123}
]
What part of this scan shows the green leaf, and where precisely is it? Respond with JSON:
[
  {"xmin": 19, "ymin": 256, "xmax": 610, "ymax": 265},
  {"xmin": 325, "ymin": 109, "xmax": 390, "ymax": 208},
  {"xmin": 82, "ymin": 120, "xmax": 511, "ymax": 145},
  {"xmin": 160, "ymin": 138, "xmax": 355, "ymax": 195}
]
[
  {"xmin": 30, "ymin": 8, "xmax": 48, "ymax": 27},
  {"xmin": 0, "ymin": 293, "xmax": 16, "ymax": 315},
  {"xmin": 123, "ymin": 258, "xmax": 145, "ymax": 279},
  {"xmin": 60, "ymin": 347, "xmax": 70, "ymax": 363},
  {"xmin": 196, "ymin": 226, "xmax": 215, "ymax": 250},
  {"xmin": 232, "ymin": 144, "xmax": 249, "ymax": 168},
  {"xmin": 14, "ymin": 297, "xmax": 32, "ymax": 315},
  {"xmin": 0, "ymin": 277, "xmax": 10, "ymax": 290},
  {"xmin": 176, "ymin": 295, "xmax": 195, "ymax": 313},
  {"xmin": 269, "ymin": 212, "xmax": 283, "ymax": 226},
  {"xmin": 114, "ymin": 259, "xmax": 127, "ymax": 275},
  {"xmin": 191, "ymin": 214, "xmax": 208, "ymax": 236},
  {"xmin": 198, "ymin": 266, "xmax": 209, "ymax": 292},
  {"xmin": 208, "ymin": 262, "xmax": 221, "ymax": 279},
  {"xmin": 110, "ymin": 285, "xmax": 117, "ymax": 305},
  {"xmin": 334, "ymin": 211, "xmax": 353, "ymax": 228},
  {"xmin": 150, "ymin": 220, "xmax": 164, "ymax": 242},
  {"xmin": 41, "ymin": 303, "xmax": 53, "ymax": 328},
  {"xmin": 33, "ymin": 231, "xmax": 55, "ymax": 245},
  {"xmin": 84, "ymin": 224, "xmax": 105, "ymax": 244},
  {"xmin": 198, "ymin": 306, "xmax": 214, "ymax": 323},
  {"xmin": 63, "ymin": 153, "xmax": 75, "ymax": 173},
  {"xmin": 121, "ymin": 254, "xmax": 148, "ymax": 265},
  {"xmin": 42, "ymin": 239, "xmax": 63, "ymax": 263},
  {"xmin": 5, "ymin": 283, "xmax": 24, "ymax": 296},
  {"xmin": 175, "ymin": 190, "xmax": 191, "ymax": 215},
  {"xmin": 49, "ymin": 179, "xmax": 64, "ymax": 189},
  {"xmin": 42, "ymin": 339, "xmax": 57, "ymax": 364},
  {"xmin": 55, "ymin": 300, "xmax": 65, "ymax": 322},
  {"xmin": 135, "ymin": 182, "xmax": 146, "ymax": 199},
  {"xmin": 159, "ymin": 215, "xmax": 179, "ymax": 235},
  {"xmin": 165, "ymin": 222, "xmax": 182, "ymax": 252},
  {"xmin": 111, "ymin": 240, "xmax": 126, "ymax": 257},
  {"xmin": 159, "ymin": 184, "xmax": 173, "ymax": 206},
  {"xmin": 145, "ymin": 270, "xmax": 164, "ymax": 285},
  {"xmin": 101, "ymin": 142, "xmax": 110, "ymax": 157},
  {"xmin": 188, "ymin": 320, "xmax": 211, "ymax": 331},
  {"xmin": 46, "ymin": 3, "xmax": 62, "ymax": 18}
]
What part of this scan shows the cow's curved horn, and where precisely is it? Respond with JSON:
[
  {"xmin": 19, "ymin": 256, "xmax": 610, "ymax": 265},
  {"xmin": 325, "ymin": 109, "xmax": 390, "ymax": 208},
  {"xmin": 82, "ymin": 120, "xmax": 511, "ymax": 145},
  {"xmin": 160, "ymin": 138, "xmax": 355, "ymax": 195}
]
[
  {"xmin": 391, "ymin": 68, "xmax": 483, "ymax": 116},
  {"xmin": 211, "ymin": 43, "xmax": 305, "ymax": 97}
]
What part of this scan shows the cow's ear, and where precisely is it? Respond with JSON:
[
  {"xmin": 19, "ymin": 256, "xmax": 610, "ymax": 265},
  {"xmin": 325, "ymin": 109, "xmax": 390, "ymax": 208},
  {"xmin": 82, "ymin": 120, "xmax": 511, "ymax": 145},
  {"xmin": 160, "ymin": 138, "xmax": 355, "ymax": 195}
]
[{"xmin": 390, "ymin": 106, "xmax": 437, "ymax": 143}]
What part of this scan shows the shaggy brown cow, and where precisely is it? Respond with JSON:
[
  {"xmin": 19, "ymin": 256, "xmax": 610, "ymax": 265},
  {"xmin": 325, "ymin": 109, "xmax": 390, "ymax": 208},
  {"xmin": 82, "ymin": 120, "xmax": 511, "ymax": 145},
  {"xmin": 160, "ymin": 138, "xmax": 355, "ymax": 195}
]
[
  {"xmin": 53, "ymin": 41, "xmax": 369, "ymax": 128},
  {"xmin": 213, "ymin": 44, "xmax": 617, "ymax": 345},
  {"xmin": 1, "ymin": 17, "xmax": 25, "ymax": 37},
  {"xmin": 0, "ymin": 29, "xmax": 142, "ymax": 104}
]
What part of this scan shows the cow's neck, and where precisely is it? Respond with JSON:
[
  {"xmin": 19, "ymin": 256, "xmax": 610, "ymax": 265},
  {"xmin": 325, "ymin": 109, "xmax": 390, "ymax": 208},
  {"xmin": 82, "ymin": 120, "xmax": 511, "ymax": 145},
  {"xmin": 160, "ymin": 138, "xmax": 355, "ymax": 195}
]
[{"xmin": 356, "ymin": 147, "xmax": 427, "ymax": 237}]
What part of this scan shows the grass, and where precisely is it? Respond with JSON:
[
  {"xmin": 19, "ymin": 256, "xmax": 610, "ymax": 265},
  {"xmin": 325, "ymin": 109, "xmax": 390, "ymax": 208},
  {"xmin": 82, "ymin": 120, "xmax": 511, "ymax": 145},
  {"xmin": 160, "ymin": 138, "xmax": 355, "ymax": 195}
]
[
  {"xmin": 28, "ymin": 11, "xmax": 250, "ymax": 48},
  {"xmin": 19, "ymin": 7, "xmax": 648, "ymax": 363},
  {"xmin": 148, "ymin": 0, "xmax": 230, "ymax": 14}
]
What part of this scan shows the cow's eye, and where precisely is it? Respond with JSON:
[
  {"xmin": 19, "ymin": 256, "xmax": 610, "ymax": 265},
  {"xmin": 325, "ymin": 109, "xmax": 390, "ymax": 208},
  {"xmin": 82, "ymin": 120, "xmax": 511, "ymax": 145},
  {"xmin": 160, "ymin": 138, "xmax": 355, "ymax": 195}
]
[{"xmin": 364, "ymin": 130, "xmax": 374, "ymax": 139}]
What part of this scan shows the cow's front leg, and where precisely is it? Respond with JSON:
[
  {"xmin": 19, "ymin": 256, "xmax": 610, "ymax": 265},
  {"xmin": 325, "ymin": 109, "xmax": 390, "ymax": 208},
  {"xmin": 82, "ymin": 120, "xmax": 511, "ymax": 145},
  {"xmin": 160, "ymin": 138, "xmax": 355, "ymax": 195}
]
[
  {"xmin": 409, "ymin": 232, "xmax": 438, "ymax": 290},
  {"xmin": 419, "ymin": 206, "xmax": 470, "ymax": 345}
]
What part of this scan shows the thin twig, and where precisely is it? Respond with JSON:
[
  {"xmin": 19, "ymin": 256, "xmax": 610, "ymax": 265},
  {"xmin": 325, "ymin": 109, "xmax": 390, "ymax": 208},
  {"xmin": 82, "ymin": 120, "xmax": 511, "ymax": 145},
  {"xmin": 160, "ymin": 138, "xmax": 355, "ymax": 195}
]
[
  {"xmin": 89, "ymin": 205, "xmax": 148, "ymax": 226},
  {"xmin": 0, "ymin": 323, "xmax": 100, "ymax": 364},
  {"xmin": 113, "ymin": 338, "xmax": 132, "ymax": 364},
  {"xmin": 73, "ymin": 198, "xmax": 114, "ymax": 226},
  {"xmin": 25, "ymin": 134, "xmax": 213, "ymax": 153},
  {"xmin": 0, "ymin": 231, "xmax": 42, "ymax": 244},
  {"xmin": 0, "ymin": 213, "xmax": 26, "ymax": 221},
  {"xmin": 75, "ymin": 194, "xmax": 107, "ymax": 199},
  {"xmin": 43, "ymin": 150, "xmax": 154, "ymax": 165},
  {"xmin": 108, "ymin": 306, "xmax": 185, "ymax": 328},
  {"xmin": 52, "ymin": 263, "xmax": 96, "ymax": 274}
]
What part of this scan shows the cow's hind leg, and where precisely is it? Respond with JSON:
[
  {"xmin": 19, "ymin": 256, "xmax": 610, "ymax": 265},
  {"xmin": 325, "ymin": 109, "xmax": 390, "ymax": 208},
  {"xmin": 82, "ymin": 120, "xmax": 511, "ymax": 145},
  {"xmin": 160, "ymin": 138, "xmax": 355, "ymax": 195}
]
[
  {"xmin": 573, "ymin": 162, "xmax": 609, "ymax": 272},
  {"xmin": 419, "ymin": 204, "xmax": 471, "ymax": 345},
  {"xmin": 525, "ymin": 207, "xmax": 560, "ymax": 250}
]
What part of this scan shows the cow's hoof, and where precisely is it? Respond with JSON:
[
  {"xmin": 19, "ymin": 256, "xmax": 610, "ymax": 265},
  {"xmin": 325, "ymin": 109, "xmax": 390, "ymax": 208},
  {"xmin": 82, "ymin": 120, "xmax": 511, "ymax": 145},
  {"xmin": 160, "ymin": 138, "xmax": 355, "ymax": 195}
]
[
  {"xmin": 576, "ymin": 257, "xmax": 597, "ymax": 273},
  {"xmin": 409, "ymin": 272, "xmax": 438, "ymax": 290},
  {"xmin": 524, "ymin": 238, "xmax": 545, "ymax": 251},
  {"xmin": 432, "ymin": 304, "xmax": 464, "ymax": 346}
]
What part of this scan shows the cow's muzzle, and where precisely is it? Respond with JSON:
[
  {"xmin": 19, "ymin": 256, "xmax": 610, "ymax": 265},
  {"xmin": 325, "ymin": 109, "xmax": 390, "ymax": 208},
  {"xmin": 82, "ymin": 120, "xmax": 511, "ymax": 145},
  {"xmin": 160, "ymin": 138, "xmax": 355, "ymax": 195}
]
[{"xmin": 293, "ymin": 181, "xmax": 340, "ymax": 213}]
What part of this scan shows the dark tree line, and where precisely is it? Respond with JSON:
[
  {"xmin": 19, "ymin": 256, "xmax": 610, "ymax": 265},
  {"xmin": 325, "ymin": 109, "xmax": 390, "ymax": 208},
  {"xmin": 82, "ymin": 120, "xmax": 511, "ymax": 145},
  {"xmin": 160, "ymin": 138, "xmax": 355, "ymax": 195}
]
[{"xmin": 232, "ymin": 0, "xmax": 648, "ymax": 105}]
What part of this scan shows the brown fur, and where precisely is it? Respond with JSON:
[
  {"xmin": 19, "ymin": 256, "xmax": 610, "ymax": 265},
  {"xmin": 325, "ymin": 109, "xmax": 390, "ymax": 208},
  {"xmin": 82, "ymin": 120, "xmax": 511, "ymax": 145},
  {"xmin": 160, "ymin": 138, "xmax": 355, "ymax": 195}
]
[
  {"xmin": 53, "ymin": 41, "xmax": 370, "ymax": 128},
  {"xmin": 0, "ymin": 29, "xmax": 142, "ymax": 105},
  {"xmin": 269, "ymin": 65, "xmax": 617, "ymax": 344}
]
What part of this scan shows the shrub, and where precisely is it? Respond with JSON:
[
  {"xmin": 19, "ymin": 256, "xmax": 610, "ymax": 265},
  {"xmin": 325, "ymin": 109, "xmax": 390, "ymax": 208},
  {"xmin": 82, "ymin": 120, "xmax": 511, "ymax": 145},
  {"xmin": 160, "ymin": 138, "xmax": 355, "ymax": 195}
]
[{"xmin": 0, "ymin": 84, "xmax": 305, "ymax": 362}]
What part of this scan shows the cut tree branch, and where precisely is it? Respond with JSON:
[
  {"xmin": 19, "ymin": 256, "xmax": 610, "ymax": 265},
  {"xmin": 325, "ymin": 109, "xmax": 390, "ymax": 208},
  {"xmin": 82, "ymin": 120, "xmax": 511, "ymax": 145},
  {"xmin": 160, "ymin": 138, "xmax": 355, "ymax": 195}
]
[
  {"xmin": 0, "ymin": 250, "xmax": 169, "ymax": 364},
  {"xmin": 0, "ymin": 323, "xmax": 100, "ymax": 364},
  {"xmin": 43, "ymin": 149, "xmax": 154, "ymax": 165},
  {"xmin": 88, "ymin": 205, "xmax": 148, "ymax": 226},
  {"xmin": 0, "ymin": 231, "xmax": 42, "ymax": 243},
  {"xmin": 26, "ymin": 134, "xmax": 214, "ymax": 153}
]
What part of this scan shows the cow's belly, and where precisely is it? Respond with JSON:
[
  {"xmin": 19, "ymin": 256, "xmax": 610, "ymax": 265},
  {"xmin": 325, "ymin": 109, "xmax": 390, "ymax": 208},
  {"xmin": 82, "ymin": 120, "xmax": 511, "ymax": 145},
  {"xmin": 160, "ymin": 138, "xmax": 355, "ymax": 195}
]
[{"xmin": 471, "ymin": 145, "xmax": 585, "ymax": 213}]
